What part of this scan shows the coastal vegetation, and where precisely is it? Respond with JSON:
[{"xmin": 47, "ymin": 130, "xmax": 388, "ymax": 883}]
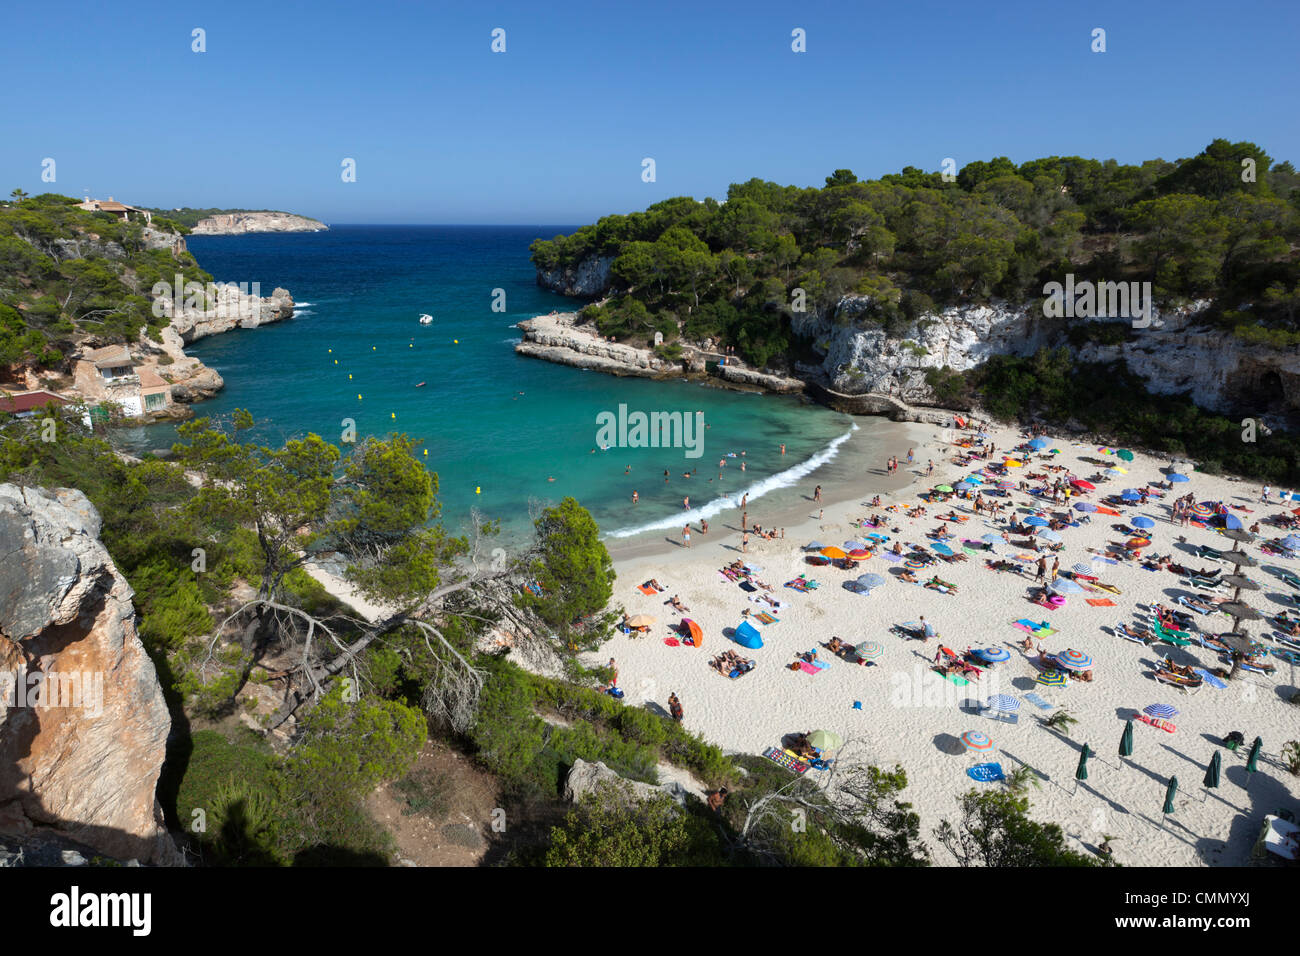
[{"xmin": 0, "ymin": 191, "xmax": 205, "ymax": 368}]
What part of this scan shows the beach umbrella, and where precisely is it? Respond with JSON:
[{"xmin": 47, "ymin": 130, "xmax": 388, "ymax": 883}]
[
  {"xmin": 1168, "ymin": 472, "xmax": 1190, "ymax": 483},
  {"xmin": 1131, "ymin": 516, "xmax": 1155, "ymax": 530},
  {"xmin": 962, "ymin": 730, "xmax": 994, "ymax": 753},
  {"xmin": 956, "ymin": 480, "xmax": 977, "ymax": 490},
  {"xmin": 1024, "ymin": 515, "xmax": 1049, "ymax": 527},
  {"xmin": 1144, "ymin": 703, "xmax": 1179, "ymax": 720},
  {"xmin": 1126, "ymin": 536, "xmax": 1151, "ymax": 550},
  {"xmin": 1117, "ymin": 449, "xmax": 1135, "ymax": 462},
  {"xmin": 848, "ymin": 549, "xmax": 871, "ymax": 561},
  {"xmin": 1221, "ymin": 529, "xmax": 1254, "ymax": 549},
  {"xmin": 1005, "ymin": 459, "xmax": 1024, "ymax": 468},
  {"xmin": 1038, "ymin": 529, "xmax": 1063, "ymax": 543},
  {"xmin": 855, "ymin": 572, "xmax": 885, "ymax": 589},
  {"xmin": 1073, "ymin": 562, "xmax": 1094, "ymax": 576},
  {"xmin": 1121, "ymin": 491, "xmax": 1141, "ymax": 503},
  {"xmin": 1074, "ymin": 502, "xmax": 1098, "ymax": 513},
  {"xmin": 1219, "ymin": 602, "xmax": 1261, "ymax": 622},
  {"xmin": 1204, "ymin": 751, "xmax": 1221, "ymax": 795},
  {"xmin": 1071, "ymin": 479, "xmax": 1095, "ymax": 490},
  {"xmin": 1191, "ymin": 503, "xmax": 1214, "ymax": 520},
  {"xmin": 681, "ymin": 619, "xmax": 703, "ymax": 644},
  {"xmin": 1119, "ymin": 719, "xmax": 1134, "ymax": 761},
  {"xmin": 1074, "ymin": 744, "xmax": 1092, "ymax": 790},
  {"xmin": 1056, "ymin": 648, "xmax": 1093, "ymax": 671},
  {"xmin": 803, "ymin": 541, "xmax": 825, "ymax": 552},
  {"xmin": 1221, "ymin": 551, "xmax": 1258, "ymax": 568},
  {"xmin": 1281, "ymin": 534, "xmax": 1300, "ymax": 550},
  {"xmin": 974, "ymin": 646, "xmax": 1011, "ymax": 663},
  {"xmin": 997, "ymin": 480, "xmax": 1016, "ymax": 490},
  {"xmin": 856, "ymin": 640, "xmax": 884, "ymax": 661},
  {"xmin": 1162, "ymin": 776, "xmax": 1179, "ymax": 817},
  {"xmin": 843, "ymin": 539, "xmax": 867, "ymax": 550},
  {"xmin": 1028, "ymin": 437, "xmax": 1050, "ymax": 450},
  {"xmin": 820, "ymin": 546, "xmax": 848, "ymax": 559},
  {"xmin": 1104, "ymin": 468, "xmax": 1125, "ymax": 478},
  {"xmin": 1050, "ymin": 578, "xmax": 1084, "ymax": 595},
  {"xmin": 1037, "ymin": 670, "xmax": 1069, "ymax": 687},
  {"xmin": 975, "ymin": 432, "xmax": 989, "ymax": 440},
  {"xmin": 986, "ymin": 694, "xmax": 1020, "ymax": 713},
  {"xmin": 1221, "ymin": 512, "xmax": 1244, "ymax": 531},
  {"xmin": 934, "ymin": 484, "xmax": 954, "ymax": 493},
  {"xmin": 1221, "ymin": 574, "xmax": 1259, "ymax": 592},
  {"xmin": 980, "ymin": 533, "xmax": 1001, "ymax": 544},
  {"xmin": 807, "ymin": 729, "xmax": 842, "ymax": 752},
  {"xmin": 1246, "ymin": 737, "xmax": 1262, "ymax": 775},
  {"xmin": 626, "ymin": 614, "xmax": 656, "ymax": 628}
]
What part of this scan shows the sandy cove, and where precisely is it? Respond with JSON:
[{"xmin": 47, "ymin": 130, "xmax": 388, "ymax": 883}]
[{"xmin": 592, "ymin": 421, "xmax": 1300, "ymax": 866}]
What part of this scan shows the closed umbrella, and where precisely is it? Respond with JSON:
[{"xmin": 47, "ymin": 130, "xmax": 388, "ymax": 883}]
[
  {"xmin": 1203, "ymin": 750, "xmax": 1221, "ymax": 801},
  {"xmin": 807, "ymin": 729, "xmax": 842, "ymax": 751},
  {"xmin": 974, "ymin": 646, "xmax": 1011, "ymax": 663},
  {"xmin": 1074, "ymin": 743, "xmax": 1092, "ymax": 792},
  {"xmin": 1246, "ymin": 736, "xmax": 1262, "ymax": 775},
  {"xmin": 962, "ymin": 730, "xmax": 994, "ymax": 753},
  {"xmin": 1162, "ymin": 776, "xmax": 1179, "ymax": 819},
  {"xmin": 1131, "ymin": 516, "xmax": 1155, "ymax": 530},
  {"xmin": 1119, "ymin": 719, "xmax": 1134, "ymax": 767}
]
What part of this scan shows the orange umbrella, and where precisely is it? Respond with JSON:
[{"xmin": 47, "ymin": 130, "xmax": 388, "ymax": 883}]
[
  {"xmin": 682, "ymin": 618, "xmax": 703, "ymax": 647},
  {"xmin": 1126, "ymin": 537, "xmax": 1151, "ymax": 549},
  {"xmin": 820, "ymin": 546, "xmax": 848, "ymax": 559}
]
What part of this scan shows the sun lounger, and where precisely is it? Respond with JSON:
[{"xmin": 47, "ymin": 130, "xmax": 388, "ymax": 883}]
[
  {"xmin": 1197, "ymin": 545, "xmax": 1224, "ymax": 561},
  {"xmin": 1175, "ymin": 595, "xmax": 1214, "ymax": 614},
  {"xmin": 1085, "ymin": 598, "xmax": 1117, "ymax": 607},
  {"xmin": 982, "ymin": 706, "xmax": 1019, "ymax": 725},
  {"xmin": 1136, "ymin": 714, "xmax": 1176, "ymax": 733},
  {"xmin": 1022, "ymin": 692, "xmax": 1054, "ymax": 710},
  {"xmin": 1193, "ymin": 667, "xmax": 1228, "ymax": 689}
]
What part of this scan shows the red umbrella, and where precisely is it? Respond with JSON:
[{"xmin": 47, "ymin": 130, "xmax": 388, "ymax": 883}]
[{"xmin": 1071, "ymin": 479, "xmax": 1095, "ymax": 490}]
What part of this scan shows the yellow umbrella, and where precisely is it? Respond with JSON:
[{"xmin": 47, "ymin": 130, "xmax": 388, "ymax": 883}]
[
  {"xmin": 820, "ymin": 547, "xmax": 848, "ymax": 559},
  {"xmin": 1005, "ymin": 459, "xmax": 1023, "ymax": 467},
  {"xmin": 626, "ymin": 614, "xmax": 656, "ymax": 628}
]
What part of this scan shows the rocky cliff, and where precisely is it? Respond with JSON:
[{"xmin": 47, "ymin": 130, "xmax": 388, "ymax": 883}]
[
  {"xmin": 515, "ymin": 313, "xmax": 677, "ymax": 378},
  {"xmin": 191, "ymin": 212, "xmax": 327, "ymax": 235},
  {"xmin": 0, "ymin": 485, "xmax": 181, "ymax": 866},
  {"xmin": 536, "ymin": 256, "xmax": 615, "ymax": 298}
]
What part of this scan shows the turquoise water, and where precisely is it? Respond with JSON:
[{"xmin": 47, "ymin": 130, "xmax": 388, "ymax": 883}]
[{"xmin": 125, "ymin": 227, "xmax": 856, "ymax": 542}]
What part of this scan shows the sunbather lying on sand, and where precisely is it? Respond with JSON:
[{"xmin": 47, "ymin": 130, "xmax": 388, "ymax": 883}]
[
  {"xmin": 899, "ymin": 570, "xmax": 918, "ymax": 583},
  {"xmin": 666, "ymin": 595, "xmax": 688, "ymax": 612},
  {"xmin": 644, "ymin": 579, "xmax": 664, "ymax": 592}
]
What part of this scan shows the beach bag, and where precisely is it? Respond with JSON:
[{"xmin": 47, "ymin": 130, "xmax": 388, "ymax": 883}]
[{"xmin": 607, "ymin": 687, "xmax": 624, "ymax": 700}]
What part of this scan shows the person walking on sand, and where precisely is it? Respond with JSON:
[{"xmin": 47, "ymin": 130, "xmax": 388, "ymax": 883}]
[
  {"xmin": 814, "ymin": 485, "xmax": 822, "ymax": 503},
  {"xmin": 742, "ymin": 530, "xmax": 750, "ymax": 552},
  {"xmin": 740, "ymin": 492, "xmax": 748, "ymax": 509},
  {"xmin": 682, "ymin": 525, "xmax": 691, "ymax": 548},
  {"xmin": 926, "ymin": 460, "xmax": 934, "ymax": 476},
  {"xmin": 1262, "ymin": 485, "xmax": 1270, "ymax": 503},
  {"xmin": 907, "ymin": 448, "xmax": 914, "ymax": 464},
  {"xmin": 741, "ymin": 510, "xmax": 747, "ymax": 530}
]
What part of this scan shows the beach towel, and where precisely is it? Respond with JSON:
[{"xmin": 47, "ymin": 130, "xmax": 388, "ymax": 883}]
[
  {"xmin": 1096, "ymin": 506, "xmax": 1121, "ymax": 516},
  {"xmin": 754, "ymin": 612, "xmax": 779, "ymax": 625},
  {"xmin": 739, "ymin": 581, "xmax": 757, "ymax": 592},
  {"xmin": 933, "ymin": 669, "xmax": 970, "ymax": 686},
  {"xmin": 1022, "ymin": 692, "xmax": 1054, "ymax": 710},
  {"xmin": 637, "ymin": 584, "xmax": 657, "ymax": 595},
  {"xmin": 1193, "ymin": 667, "xmax": 1228, "ymax": 688},
  {"xmin": 1086, "ymin": 598, "xmax": 1117, "ymax": 607},
  {"xmin": 967, "ymin": 763, "xmax": 1006, "ymax": 783},
  {"xmin": 798, "ymin": 662, "xmax": 822, "ymax": 675},
  {"xmin": 763, "ymin": 747, "xmax": 809, "ymax": 775},
  {"xmin": 663, "ymin": 637, "xmax": 680, "ymax": 647},
  {"xmin": 1013, "ymin": 620, "xmax": 1056, "ymax": 636}
]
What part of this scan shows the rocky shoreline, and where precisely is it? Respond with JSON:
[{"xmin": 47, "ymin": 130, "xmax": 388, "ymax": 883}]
[{"xmin": 191, "ymin": 211, "xmax": 327, "ymax": 235}]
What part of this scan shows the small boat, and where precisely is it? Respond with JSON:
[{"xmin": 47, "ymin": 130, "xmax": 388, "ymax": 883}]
[
  {"xmin": 415, "ymin": 382, "xmax": 426, "ymax": 388},
  {"xmin": 418, "ymin": 313, "xmax": 433, "ymax": 325}
]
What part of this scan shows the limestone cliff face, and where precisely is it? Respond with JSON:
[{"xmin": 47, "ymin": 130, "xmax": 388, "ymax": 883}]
[
  {"xmin": 191, "ymin": 212, "xmax": 327, "ymax": 235},
  {"xmin": 0, "ymin": 485, "xmax": 180, "ymax": 866},
  {"xmin": 515, "ymin": 312, "xmax": 675, "ymax": 377},
  {"xmin": 536, "ymin": 255, "xmax": 615, "ymax": 298}
]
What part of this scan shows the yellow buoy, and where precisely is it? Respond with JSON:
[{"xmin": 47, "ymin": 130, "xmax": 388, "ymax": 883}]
[
  {"xmin": 372, "ymin": 346, "xmax": 376, "ymax": 351},
  {"xmin": 348, "ymin": 373, "xmax": 352, "ymax": 379},
  {"xmin": 328, "ymin": 348, "xmax": 332, "ymax": 353},
  {"xmin": 358, "ymin": 394, "xmax": 362, "ymax": 400},
  {"xmin": 423, "ymin": 449, "xmax": 428, "ymax": 457},
  {"xmin": 334, "ymin": 359, "xmax": 338, "ymax": 365},
  {"xmin": 475, "ymin": 486, "xmax": 481, "ymax": 494},
  {"xmin": 391, "ymin": 413, "xmax": 396, "ymax": 419},
  {"xmin": 409, "ymin": 343, "xmax": 413, "ymax": 348},
  {"xmin": 453, "ymin": 339, "xmax": 459, "ymax": 344}
]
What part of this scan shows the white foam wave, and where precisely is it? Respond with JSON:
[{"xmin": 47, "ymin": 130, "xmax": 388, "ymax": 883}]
[{"xmin": 605, "ymin": 424, "xmax": 858, "ymax": 539}]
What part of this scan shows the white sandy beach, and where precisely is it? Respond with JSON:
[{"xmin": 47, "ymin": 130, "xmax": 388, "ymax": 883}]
[{"xmin": 593, "ymin": 421, "xmax": 1300, "ymax": 866}]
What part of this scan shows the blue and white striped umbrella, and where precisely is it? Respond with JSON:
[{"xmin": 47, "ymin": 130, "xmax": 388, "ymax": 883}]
[
  {"xmin": 1131, "ymin": 516, "xmax": 1155, "ymax": 530},
  {"xmin": 1144, "ymin": 703, "xmax": 1179, "ymax": 719},
  {"xmin": 1024, "ymin": 515, "xmax": 1050, "ymax": 527},
  {"xmin": 1051, "ymin": 578, "xmax": 1084, "ymax": 594},
  {"xmin": 1169, "ymin": 473, "xmax": 1190, "ymax": 483},
  {"xmin": 1056, "ymin": 648, "xmax": 1093, "ymax": 671},
  {"xmin": 962, "ymin": 730, "xmax": 994, "ymax": 752},
  {"xmin": 844, "ymin": 540, "xmax": 867, "ymax": 551},
  {"xmin": 1038, "ymin": 529, "xmax": 1063, "ymax": 543},
  {"xmin": 975, "ymin": 647, "xmax": 1011, "ymax": 663},
  {"xmin": 986, "ymin": 694, "xmax": 1020, "ymax": 712},
  {"xmin": 1072, "ymin": 562, "xmax": 1093, "ymax": 575}
]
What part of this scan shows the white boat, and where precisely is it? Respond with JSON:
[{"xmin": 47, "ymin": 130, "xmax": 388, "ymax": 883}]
[{"xmin": 418, "ymin": 313, "xmax": 433, "ymax": 325}]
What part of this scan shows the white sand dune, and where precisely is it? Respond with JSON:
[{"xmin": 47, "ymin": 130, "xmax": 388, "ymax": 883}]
[{"xmin": 594, "ymin": 422, "xmax": 1300, "ymax": 866}]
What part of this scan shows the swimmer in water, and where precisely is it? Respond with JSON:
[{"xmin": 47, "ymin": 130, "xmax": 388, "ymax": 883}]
[
  {"xmin": 625, "ymin": 466, "xmax": 631, "ymax": 474},
  {"xmin": 547, "ymin": 476, "xmax": 556, "ymax": 482},
  {"xmin": 632, "ymin": 491, "xmax": 639, "ymax": 503}
]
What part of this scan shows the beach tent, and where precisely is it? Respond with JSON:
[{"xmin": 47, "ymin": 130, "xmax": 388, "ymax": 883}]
[
  {"xmin": 681, "ymin": 619, "xmax": 703, "ymax": 646},
  {"xmin": 1219, "ymin": 512, "xmax": 1244, "ymax": 531},
  {"xmin": 733, "ymin": 620, "xmax": 763, "ymax": 649}
]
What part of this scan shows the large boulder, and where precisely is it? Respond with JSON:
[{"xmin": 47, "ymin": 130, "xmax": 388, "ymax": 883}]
[
  {"xmin": 563, "ymin": 759, "xmax": 689, "ymax": 808},
  {"xmin": 0, "ymin": 485, "xmax": 181, "ymax": 865}
]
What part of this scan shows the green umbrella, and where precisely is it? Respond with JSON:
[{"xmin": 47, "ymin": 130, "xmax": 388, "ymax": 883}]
[
  {"xmin": 1117, "ymin": 449, "xmax": 1135, "ymax": 462},
  {"xmin": 1073, "ymin": 743, "xmax": 1091, "ymax": 793},
  {"xmin": 807, "ymin": 729, "xmax": 843, "ymax": 751},
  {"xmin": 934, "ymin": 485, "xmax": 953, "ymax": 493},
  {"xmin": 1245, "ymin": 736, "xmax": 1262, "ymax": 774},
  {"xmin": 1204, "ymin": 751, "xmax": 1222, "ymax": 790},
  {"xmin": 1162, "ymin": 775, "xmax": 1179, "ymax": 815},
  {"xmin": 1119, "ymin": 719, "xmax": 1134, "ymax": 761}
]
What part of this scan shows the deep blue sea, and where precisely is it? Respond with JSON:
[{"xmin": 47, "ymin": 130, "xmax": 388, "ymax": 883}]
[{"xmin": 125, "ymin": 226, "xmax": 862, "ymax": 543}]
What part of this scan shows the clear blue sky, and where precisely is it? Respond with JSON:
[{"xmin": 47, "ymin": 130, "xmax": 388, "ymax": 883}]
[{"xmin": 3, "ymin": 0, "xmax": 1297, "ymax": 224}]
